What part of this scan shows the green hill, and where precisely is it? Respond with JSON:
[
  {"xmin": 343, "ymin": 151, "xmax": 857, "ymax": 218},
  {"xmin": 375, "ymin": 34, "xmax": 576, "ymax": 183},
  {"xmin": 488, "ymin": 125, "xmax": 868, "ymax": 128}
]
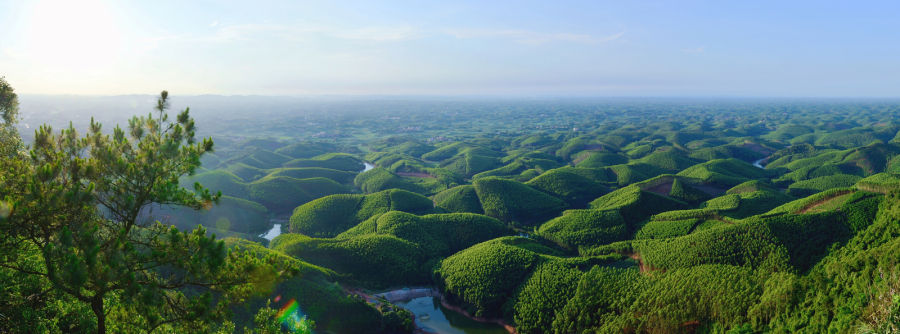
[
  {"xmin": 248, "ymin": 176, "xmax": 348, "ymax": 214},
  {"xmin": 473, "ymin": 177, "xmax": 567, "ymax": 226},
  {"xmin": 289, "ymin": 189, "xmax": 434, "ymax": 237}
]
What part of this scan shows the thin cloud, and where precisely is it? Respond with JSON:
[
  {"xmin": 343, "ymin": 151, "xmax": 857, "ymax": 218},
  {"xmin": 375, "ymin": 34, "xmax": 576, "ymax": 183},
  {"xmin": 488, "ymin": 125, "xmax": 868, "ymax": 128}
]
[
  {"xmin": 445, "ymin": 29, "xmax": 624, "ymax": 45},
  {"xmin": 196, "ymin": 23, "xmax": 420, "ymax": 43},
  {"xmin": 333, "ymin": 26, "xmax": 420, "ymax": 42}
]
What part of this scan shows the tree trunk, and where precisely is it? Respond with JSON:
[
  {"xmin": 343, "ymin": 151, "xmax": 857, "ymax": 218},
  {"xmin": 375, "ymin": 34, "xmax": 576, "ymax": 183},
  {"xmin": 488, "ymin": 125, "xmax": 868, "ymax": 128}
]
[{"xmin": 91, "ymin": 296, "xmax": 106, "ymax": 334}]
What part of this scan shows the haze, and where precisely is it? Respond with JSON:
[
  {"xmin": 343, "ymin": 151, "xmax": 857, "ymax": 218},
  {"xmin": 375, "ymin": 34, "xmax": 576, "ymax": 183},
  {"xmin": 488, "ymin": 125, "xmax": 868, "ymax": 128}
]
[{"xmin": 2, "ymin": 0, "xmax": 899, "ymax": 97}]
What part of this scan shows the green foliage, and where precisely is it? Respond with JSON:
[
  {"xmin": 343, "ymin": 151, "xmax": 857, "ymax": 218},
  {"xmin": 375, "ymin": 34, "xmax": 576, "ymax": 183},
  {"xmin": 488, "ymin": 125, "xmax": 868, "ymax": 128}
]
[
  {"xmin": 635, "ymin": 218, "xmax": 700, "ymax": 240},
  {"xmin": 668, "ymin": 177, "xmax": 712, "ymax": 203},
  {"xmin": 551, "ymin": 266, "xmax": 646, "ymax": 333},
  {"xmin": 225, "ymin": 162, "xmax": 268, "ymax": 182},
  {"xmin": 724, "ymin": 190, "xmax": 795, "ymax": 219},
  {"xmin": 289, "ymin": 189, "xmax": 433, "ymax": 237},
  {"xmin": 272, "ymin": 234, "xmax": 427, "ymax": 288},
  {"xmin": 526, "ymin": 169, "xmax": 609, "ymax": 207},
  {"xmin": 283, "ymin": 153, "xmax": 364, "ymax": 171},
  {"xmin": 634, "ymin": 220, "xmax": 792, "ymax": 271},
  {"xmin": 181, "ymin": 169, "xmax": 250, "ymax": 198},
  {"xmin": 473, "ymin": 177, "xmax": 567, "ymax": 226},
  {"xmin": 538, "ymin": 209, "xmax": 627, "ymax": 249},
  {"xmin": 573, "ymin": 151, "xmax": 629, "ymax": 168},
  {"xmin": 274, "ymin": 141, "xmax": 339, "ymax": 159},
  {"xmin": 787, "ymin": 174, "xmax": 862, "ymax": 197},
  {"xmin": 433, "ymin": 185, "xmax": 484, "ymax": 214},
  {"xmin": 441, "ymin": 151, "xmax": 502, "ymax": 177},
  {"xmin": 636, "ymin": 149, "xmax": 701, "ymax": 171},
  {"xmin": 354, "ymin": 167, "xmax": 425, "ymax": 194},
  {"xmin": 0, "ymin": 76, "xmax": 21, "ymax": 157},
  {"xmin": 625, "ymin": 265, "xmax": 762, "ymax": 332},
  {"xmin": 856, "ymin": 172, "xmax": 900, "ymax": 193},
  {"xmin": 726, "ymin": 180, "xmax": 778, "ymax": 194},
  {"xmin": 157, "ymin": 195, "xmax": 270, "ymax": 234},
  {"xmin": 512, "ymin": 261, "xmax": 584, "ymax": 334},
  {"xmin": 0, "ymin": 92, "xmax": 292, "ymax": 333},
  {"xmin": 435, "ymin": 237, "xmax": 542, "ymax": 318},
  {"xmin": 703, "ymin": 194, "xmax": 742, "ymax": 210},
  {"xmin": 249, "ymin": 176, "xmax": 347, "ymax": 214},
  {"xmin": 230, "ymin": 149, "xmax": 293, "ymax": 169},
  {"xmin": 590, "ymin": 185, "xmax": 687, "ymax": 227},
  {"xmin": 288, "ymin": 194, "xmax": 364, "ymax": 237},
  {"xmin": 677, "ymin": 158, "xmax": 769, "ymax": 187},
  {"xmin": 767, "ymin": 187, "xmax": 856, "ymax": 214},
  {"xmin": 338, "ymin": 211, "xmax": 511, "ymax": 258},
  {"xmin": 265, "ymin": 167, "xmax": 356, "ymax": 184}
]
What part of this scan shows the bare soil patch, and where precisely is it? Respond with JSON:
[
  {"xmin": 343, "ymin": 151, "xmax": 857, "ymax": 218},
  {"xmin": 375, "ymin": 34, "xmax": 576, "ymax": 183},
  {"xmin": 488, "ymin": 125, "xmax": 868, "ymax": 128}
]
[
  {"xmin": 797, "ymin": 190, "xmax": 854, "ymax": 214},
  {"xmin": 644, "ymin": 181, "xmax": 673, "ymax": 196}
]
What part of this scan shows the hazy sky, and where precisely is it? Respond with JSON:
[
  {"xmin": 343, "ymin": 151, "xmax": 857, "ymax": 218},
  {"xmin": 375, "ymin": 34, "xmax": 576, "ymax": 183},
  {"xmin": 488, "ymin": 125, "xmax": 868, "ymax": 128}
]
[{"xmin": 2, "ymin": 0, "xmax": 899, "ymax": 97}]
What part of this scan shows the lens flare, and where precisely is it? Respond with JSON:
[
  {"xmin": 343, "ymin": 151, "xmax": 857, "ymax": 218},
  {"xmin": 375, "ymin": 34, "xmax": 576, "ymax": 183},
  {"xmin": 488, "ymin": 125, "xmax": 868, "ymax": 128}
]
[{"xmin": 275, "ymin": 299, "xmax": 313, "ymax": 333}]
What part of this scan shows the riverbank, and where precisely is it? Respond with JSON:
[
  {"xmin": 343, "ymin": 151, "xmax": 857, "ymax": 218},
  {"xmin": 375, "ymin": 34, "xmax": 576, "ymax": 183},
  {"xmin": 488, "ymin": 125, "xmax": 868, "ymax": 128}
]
[{"xmin": 353, "ymin": 287, "xmax": 516, "ymax": 334}]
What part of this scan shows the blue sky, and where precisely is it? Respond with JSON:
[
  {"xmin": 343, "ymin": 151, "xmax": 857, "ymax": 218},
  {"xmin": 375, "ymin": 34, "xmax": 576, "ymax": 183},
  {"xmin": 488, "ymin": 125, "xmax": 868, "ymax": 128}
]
[{"xmin": 1, "ymin": 0, "xmax": 899, "ymax": 96}]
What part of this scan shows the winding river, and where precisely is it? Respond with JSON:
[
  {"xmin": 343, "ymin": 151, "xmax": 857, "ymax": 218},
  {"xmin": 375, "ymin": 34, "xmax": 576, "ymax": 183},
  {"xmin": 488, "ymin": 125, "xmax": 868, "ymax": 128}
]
[
  {"xmin": 260, "ymin": 223, "xmax": 282, "ymax": 240},
  {"xmin": 377, "ymin": 288, "xmax": 509, "ymax": 334},
  {"xmin": 752, "ymin": 157, "xmax": 766, "ymax": 169}
]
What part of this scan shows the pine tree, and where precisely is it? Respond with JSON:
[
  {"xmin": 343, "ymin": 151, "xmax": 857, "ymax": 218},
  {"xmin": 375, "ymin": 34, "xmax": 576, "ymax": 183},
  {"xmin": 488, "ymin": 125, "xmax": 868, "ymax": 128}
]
[{"xmin": 0, "ymin": 89, "xmax": 294, "ymax": 333}]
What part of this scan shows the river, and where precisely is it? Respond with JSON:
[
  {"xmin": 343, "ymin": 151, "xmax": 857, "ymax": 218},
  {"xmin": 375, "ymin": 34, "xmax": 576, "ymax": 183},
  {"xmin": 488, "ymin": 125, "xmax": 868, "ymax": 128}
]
[
  {"xmin": 259, "ymin": 162, "xmax": 373, "ymax": 242},
  {"xmin": 260, "ymin": 223, "xmax": 282, "ymax": 240},
  {"xmin": 377, "ymin": 288, "xmax": 509, "ymax": 334},
  {"xmin": 752, "ymin": 157, "xmax": 766, "ymax": 169}
]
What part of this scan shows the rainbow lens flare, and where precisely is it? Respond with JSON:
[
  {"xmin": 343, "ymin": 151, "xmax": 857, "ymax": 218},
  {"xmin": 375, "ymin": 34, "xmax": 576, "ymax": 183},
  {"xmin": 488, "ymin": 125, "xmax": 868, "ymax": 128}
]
[{"xmin": 276, "ymin": 299, "xmax": 313, "ymax": 333}]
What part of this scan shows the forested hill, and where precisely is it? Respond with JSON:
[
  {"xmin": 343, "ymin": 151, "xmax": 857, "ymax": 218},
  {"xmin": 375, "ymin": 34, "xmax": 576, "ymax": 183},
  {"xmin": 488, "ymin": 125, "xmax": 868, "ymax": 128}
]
[{"xmin": 3, "ymin": 92, "xmax": 900, "ymax": 333}]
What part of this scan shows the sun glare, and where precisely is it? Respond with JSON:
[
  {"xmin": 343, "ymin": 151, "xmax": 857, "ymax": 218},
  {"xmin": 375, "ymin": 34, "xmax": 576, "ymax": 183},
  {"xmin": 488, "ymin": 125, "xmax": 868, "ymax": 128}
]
[{"xmin": 22, "ymin": 0, "xmax": 123, "ymax": 74}]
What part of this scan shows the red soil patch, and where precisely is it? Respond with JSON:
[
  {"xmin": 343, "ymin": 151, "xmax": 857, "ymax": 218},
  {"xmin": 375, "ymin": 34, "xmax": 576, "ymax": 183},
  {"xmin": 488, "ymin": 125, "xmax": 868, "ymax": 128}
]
[
  {"xmin": 644, "ymin": 181, "xmax": 673, "ymax": 196},
  {"xmin": 681, "ymin": 320, "xmax": 702, "ymax": 333},
  {"xmin": 628, "ymin": 252, "xmax": 656, "ymax": 274},
  {"xmin": 797, "ymin": 190, "xmax": 854, "ymax": 214}
]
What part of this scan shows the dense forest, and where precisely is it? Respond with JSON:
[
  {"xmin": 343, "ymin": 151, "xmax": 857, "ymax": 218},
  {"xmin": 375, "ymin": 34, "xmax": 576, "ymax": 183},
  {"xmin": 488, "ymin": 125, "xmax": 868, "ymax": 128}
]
[{"xmin": 2, "ymin": 78, "xmax": 900, "ymax": 333}]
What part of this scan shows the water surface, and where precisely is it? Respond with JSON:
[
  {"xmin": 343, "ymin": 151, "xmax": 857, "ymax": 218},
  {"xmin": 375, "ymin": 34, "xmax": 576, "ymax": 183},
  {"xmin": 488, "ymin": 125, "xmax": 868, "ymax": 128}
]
[
  {"xmin": 260, "ymin": 223, "xmax": 282, "ymax": 240},
  {"xmin": 394, "ymin": 296, "xmax": 508, "ymax": 334}
]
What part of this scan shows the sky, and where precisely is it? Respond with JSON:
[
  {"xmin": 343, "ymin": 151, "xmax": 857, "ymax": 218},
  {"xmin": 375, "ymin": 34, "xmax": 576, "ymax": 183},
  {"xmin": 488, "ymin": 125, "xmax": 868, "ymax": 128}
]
[{"xmin": 1, "ymin": 0, "xmax": 899, "ymax": 97}]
